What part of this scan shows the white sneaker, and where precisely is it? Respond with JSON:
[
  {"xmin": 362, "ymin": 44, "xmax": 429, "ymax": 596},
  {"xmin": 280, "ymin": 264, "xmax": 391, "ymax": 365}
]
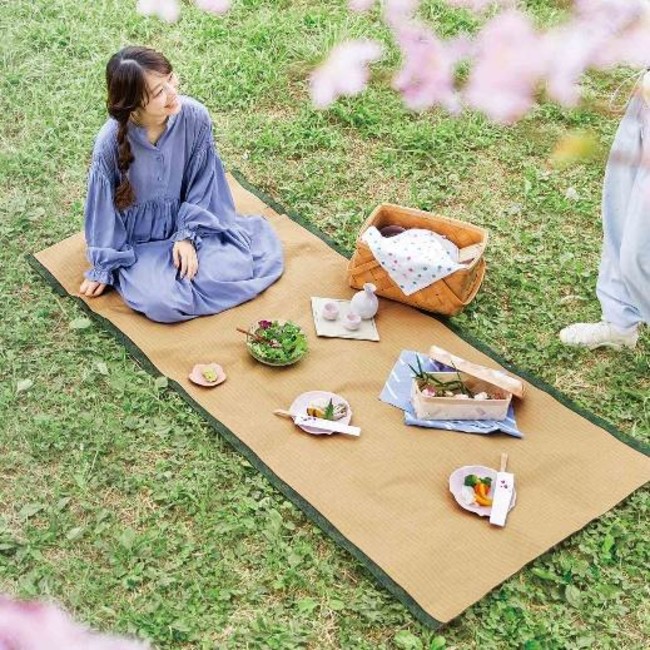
[{"xmin": 559, "ymin": 321, "xmax": 638, "ymax": 350}]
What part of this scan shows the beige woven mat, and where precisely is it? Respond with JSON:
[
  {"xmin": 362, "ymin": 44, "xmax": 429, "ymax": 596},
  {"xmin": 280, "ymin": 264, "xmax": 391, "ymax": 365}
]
[{"xmin": 32, "ymin": 174, "xmax": 650, "ymax": 626}]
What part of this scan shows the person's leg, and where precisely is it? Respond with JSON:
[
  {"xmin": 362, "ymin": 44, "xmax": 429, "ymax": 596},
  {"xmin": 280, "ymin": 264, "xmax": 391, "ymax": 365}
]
[
  {"xmin": 560, "ymin": 182, "xmax": 642, "ymax": 349},
  {"xmin": 116, "ymin": 240, "xmax": 197, "ymax": 323},
  {"xmin": 619, "ymin": 169, "xmax": 650, "ymax": 324},
  {"xmin": 596, "ymin": 161, "xmax": 645, "ymax": 330},
  {"xmin": 560, "ymin": 97, "xmax": 644, "ymax": 349},
  {"xmin": 560, "ymin": 199, "xmax": 641, "ymax": 349},
  {"xmin": 189, "ymin": 219, "xmax": 284, "ymax": 318}
]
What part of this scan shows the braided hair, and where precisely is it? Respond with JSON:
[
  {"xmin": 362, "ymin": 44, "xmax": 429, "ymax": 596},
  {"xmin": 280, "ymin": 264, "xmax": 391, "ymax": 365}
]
[{"xmin": 105, "ymin": 46, "xmax": 173, "ymax": 210}]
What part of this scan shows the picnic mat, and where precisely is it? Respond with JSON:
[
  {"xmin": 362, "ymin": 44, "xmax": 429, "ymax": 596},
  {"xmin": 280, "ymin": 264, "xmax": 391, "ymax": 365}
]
[{"xmin": 30, "ymin": 172, "xmax": 650, "ymax": 627}]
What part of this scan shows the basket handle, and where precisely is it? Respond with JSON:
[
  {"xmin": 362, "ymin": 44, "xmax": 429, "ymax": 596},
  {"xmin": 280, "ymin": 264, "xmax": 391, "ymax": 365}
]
[{"xmin": 456, "ymin": 258, "xmax": 486, "ymax": 306}]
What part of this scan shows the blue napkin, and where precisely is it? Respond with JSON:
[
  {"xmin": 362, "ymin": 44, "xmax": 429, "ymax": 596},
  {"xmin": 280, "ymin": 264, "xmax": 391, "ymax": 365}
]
[{"xmin": 380, "ymin": 350, "xmax": 524, "ymax": 438}]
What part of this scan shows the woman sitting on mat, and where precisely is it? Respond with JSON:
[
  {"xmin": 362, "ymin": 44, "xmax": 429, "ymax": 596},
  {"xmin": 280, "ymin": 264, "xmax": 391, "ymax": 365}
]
[
  {"xmin": 79, "ymin": 46, "xmax": 284, "ymax": 323},
  {"xmin": 560, "ymin": 74, "xmax": 649, "ymax": 350}
]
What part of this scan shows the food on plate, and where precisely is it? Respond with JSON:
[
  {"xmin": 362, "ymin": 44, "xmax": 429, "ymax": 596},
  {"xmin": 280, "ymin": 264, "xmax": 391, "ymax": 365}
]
[
  {"xmin": 461, "ymin": 474, "xmax": 493, "ymax": 507},
  {"xmin": 306, "ymin": 398, "xmax": 348, "ymax": 421},
  {"xmin": 201, "ymin": 367, "xmax": 220, "ymax": 383},
  {"xmin": 409, "ymin": 356, "xmax": 504, "ymax": 400},
  {"xmin": 243, "ymin": 319, "xmax": 308, "ymax": 366}
]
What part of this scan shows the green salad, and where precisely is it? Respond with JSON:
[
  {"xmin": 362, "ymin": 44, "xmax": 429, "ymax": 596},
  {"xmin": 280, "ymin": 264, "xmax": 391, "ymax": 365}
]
[{"xmin": 247, "ymin": 319, "xmax": 308, "ymax": 366}]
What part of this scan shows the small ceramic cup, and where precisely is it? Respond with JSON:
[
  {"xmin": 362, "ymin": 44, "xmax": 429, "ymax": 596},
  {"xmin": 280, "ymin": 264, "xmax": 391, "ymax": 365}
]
[
  {"xmin": 343, "ymin": 312, "xmax": 362, "ymax": 331},
  {"xmin": 321, "ymin": 301, "xmax": 339, "ymax": 321}
]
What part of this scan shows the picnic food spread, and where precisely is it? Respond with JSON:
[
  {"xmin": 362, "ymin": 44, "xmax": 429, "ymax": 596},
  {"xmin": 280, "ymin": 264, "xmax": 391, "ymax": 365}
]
[
  {"xmin": 230, "ymin": 307, "xmax": 523, "ymax": 523},
  {"xmin": 191, "ymin": 204, "xmax": 523, "ymax": 524}
]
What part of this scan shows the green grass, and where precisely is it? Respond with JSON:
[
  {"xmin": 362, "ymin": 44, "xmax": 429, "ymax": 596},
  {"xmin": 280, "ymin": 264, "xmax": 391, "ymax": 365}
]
[{"xmin": 1, "ymin": 0, "xmax": 648, "ymax": 648}]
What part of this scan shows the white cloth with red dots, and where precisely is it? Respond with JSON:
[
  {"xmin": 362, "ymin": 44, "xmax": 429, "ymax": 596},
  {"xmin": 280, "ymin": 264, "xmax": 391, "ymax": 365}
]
[{"xmin": 361, "ymin": 226, "xmax": 464, "ymax": 296}]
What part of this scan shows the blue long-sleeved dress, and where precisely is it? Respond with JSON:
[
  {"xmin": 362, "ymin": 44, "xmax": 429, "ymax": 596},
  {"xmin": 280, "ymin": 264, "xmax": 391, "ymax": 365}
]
[{"xmin": 83, "ymin": 96, "xmax": 284, "ymax": 323}]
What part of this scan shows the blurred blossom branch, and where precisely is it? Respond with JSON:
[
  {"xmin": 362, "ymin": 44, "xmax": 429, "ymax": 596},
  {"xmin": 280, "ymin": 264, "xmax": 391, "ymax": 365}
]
[
  {"xmin": 310, "ymin": 40, "xmax": 385, "ymax": 109},
  {"xmin": 136, "ymin": 0, "xmax": 230, "ymax": 23},
  {"xmin": 138, "ymin": 0, "xmax": 650, "ymax": 124},
  {"xmin": 0, "ymin": 595, "xmax": 149, "ymax": 650},
  {"xmin": 338, "ymin": 0, "xmax": 650, "ymax": 123}
]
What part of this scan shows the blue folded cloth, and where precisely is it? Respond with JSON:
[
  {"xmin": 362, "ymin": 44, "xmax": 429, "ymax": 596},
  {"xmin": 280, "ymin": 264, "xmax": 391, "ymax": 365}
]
[{"xmin": 380, "ymin": 350, "xmax": 524, "ymax": 438}]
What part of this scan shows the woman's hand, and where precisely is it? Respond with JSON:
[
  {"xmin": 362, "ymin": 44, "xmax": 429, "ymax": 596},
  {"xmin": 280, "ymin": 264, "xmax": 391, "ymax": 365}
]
[
  {"xmin": 173, "ymin": 239, "xmax": 199, "ymax": 280},
  {"xmin": 79, "ymin": 279, "xmax": 107, "ymax": 298}
]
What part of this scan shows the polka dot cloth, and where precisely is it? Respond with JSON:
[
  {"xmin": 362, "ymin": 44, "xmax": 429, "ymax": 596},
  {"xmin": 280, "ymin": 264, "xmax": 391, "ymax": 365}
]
[{"xmin": 362, "ymin": 226, "xmax": 464, "ymax": 296}]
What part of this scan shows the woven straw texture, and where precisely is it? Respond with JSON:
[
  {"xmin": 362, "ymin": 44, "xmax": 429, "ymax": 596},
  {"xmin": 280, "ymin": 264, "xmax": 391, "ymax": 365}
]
[{"xmin": 32, "ymin": 175, "xmax": 650, "ymax": 626}]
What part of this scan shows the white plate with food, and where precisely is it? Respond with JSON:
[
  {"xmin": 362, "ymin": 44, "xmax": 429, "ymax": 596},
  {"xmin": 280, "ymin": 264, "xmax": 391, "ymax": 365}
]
[
  {"xmin": 448, "ymin": 465, "xmax": 517, "ymax": 517},
  {"xmin": 288, "ymin": 391, "xmax": 352, "ymax": 435},
  {"xmin": 188, "ymin": 363, "xmax": 227, "ymax": 387}
]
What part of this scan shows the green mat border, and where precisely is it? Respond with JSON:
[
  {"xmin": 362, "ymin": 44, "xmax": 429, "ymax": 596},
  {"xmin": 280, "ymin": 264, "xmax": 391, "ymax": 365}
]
[{"xmin": 27, "ymin": 171, "xmax": 649, "ymax": 632}]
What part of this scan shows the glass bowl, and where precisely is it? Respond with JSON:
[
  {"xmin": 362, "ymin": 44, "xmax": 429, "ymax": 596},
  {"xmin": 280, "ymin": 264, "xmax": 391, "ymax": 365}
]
[{"xmin": 246, "ymin": 319, "xmax": 308, "ymax": 367}]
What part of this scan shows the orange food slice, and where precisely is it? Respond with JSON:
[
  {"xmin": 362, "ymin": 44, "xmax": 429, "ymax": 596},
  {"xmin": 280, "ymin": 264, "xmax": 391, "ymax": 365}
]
[{"xmin": 475, "ymin": 493, "xmax": 493, "ymax": 507}]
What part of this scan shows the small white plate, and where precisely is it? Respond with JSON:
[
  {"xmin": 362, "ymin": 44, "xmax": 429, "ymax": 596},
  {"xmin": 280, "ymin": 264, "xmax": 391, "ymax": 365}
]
[
  {"xmin": 289, "ymin": 391, "xmax": 352, "ymax": 435},
  {"xmin": 448, "ymin": 465, "xmax": 517, "ymax": 518}
]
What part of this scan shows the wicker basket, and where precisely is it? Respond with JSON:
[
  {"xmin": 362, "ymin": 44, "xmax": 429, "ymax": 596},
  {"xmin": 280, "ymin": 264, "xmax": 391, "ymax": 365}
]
[{"xmin": 347, "ymin": 204, "xmax": 488, "ymax": 316}]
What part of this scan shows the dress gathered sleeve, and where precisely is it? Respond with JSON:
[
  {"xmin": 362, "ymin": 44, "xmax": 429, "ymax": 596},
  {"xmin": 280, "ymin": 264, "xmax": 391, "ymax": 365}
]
[
  {"xmin": 173, "ymin": 117, "xmax": 246, "ymax": 245},
  {"xmin": 84, "ymin": 162, "xmax": 136, "ymax": 285}
]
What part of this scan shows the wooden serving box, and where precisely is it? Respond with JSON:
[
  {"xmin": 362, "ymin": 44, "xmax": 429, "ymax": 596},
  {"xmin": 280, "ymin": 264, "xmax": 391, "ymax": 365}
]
[{"xmin": 410, "ymin": 346, "xmax": 525, "ymax": 421}]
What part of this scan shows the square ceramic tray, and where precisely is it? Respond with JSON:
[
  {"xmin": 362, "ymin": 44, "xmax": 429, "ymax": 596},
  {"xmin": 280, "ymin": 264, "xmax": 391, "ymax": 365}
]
[{"xmin": 310, "ymin": 297, "xmax": 379, "ymax": 341}]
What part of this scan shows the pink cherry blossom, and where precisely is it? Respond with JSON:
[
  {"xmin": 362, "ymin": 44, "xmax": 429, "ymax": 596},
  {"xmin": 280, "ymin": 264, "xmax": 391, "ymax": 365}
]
[
  {"xmin": 310, "ymin": 40, "xmax": 384, "ymax": 108},
  {"xmin": 0, "ymin": 596, "xmax": 149, "ymax": 650},
  {"xmin": 136, "ymin": 0, "xmax": 180, "ymax": 24},
  {"xmin": 383, "ymin": 0, "xmax": 421, "ymax": 27},
  {"xmin": 600, "ymin": 18, "xmax": 650, "ymax": 69},
  {"xmin": 542, "ymin": 26, "xmax": 598, "ymax": 107},
  {"xmin": 135, "ymin": 0, "xmax": 650, "ymax": 124},
  {"xmin": 574, "ymin": 0, "xmax": 644, "ymax": 25},
  {"xmin": 463, "ymin": 10, "xmax": 545, "ymax": 123},
  {"xmin": 194, "ymin": 0, "xmax": 231, "ymax": 15},
  {"xmin": 392, "ymin": 21, "xmax": 460, "ymax": 113},
  {"xmin": 445, "ymin": 0, "xmax": 508, "ymax": 12},
  {"xmin": 579, "ymin": 0, "xmax": 650, "ymax": 68},
  {"xmin": 135, "ymin": 0, "xmax": 157, "ymax": 16},
  {"xmin": 542, "ymin": 0, "xmax": 649, "ymax": 106},
  {"xmin": 348, "ymin": 0, "xmax": 375, "ymax": 12}
]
